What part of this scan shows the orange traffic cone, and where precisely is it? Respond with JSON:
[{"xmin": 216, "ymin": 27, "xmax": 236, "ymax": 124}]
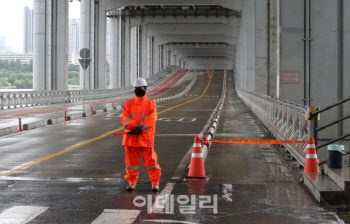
[
  {"xmin": 304, "ymin": 137, "xmax": 319, "ymax": 180},
  {"xmin": 185, "ymin": 136, "xmax": 209, "ymax": 181}
]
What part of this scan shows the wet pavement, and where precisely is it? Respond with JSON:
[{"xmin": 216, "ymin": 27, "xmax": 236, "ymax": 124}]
[{"xmin": 0, "ymin": 70, "xmax": 345, "ymax": 223}]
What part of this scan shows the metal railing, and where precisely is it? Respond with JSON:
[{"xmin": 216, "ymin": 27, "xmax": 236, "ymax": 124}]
[
  {"xmin": 0, "ymin": 87, "xmax": 133, "ymax": 109},
  {"xmin": 308, "ymin": 97, "xmax": 350, "ymax": 150},
  {"xmin": 237, "ymin": 88, "xmax": 309, "ymax": 165},
  {"xmin": 0, "ymin": 66, "xmax": 179, "ymax": 110},
  {"xmin": 237, "ymin": 87, "xmax": 350, "ymax": 167}
]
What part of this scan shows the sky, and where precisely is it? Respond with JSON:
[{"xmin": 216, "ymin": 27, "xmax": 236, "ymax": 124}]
[{"xmin": 0, "ymin": 0, "xmax": 80, "ymax": 53}]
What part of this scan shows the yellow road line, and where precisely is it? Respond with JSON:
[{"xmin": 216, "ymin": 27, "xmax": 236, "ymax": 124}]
[{"xmin": 0, "ymin": 70, "xmax": 215, "ymax": 177}]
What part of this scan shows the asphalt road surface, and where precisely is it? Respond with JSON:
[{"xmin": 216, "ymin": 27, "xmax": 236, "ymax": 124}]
[{"xmin": 0, "ymin": 70, "xmax": 344, "ymax": 223}]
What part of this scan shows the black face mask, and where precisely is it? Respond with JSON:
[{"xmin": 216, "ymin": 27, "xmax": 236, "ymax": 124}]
[{"xmin": 134, "ymin": 88, "xmax": 146, "ymax": 97}]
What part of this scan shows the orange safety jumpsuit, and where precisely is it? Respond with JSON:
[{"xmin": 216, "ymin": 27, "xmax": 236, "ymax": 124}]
[{"xmin": 121, "ymin": 94, "xmax": 161, "ymax": 185}]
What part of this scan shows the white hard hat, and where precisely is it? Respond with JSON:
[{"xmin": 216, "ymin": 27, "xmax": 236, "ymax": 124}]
[{"xmin": 133, "ymin": 78, "xmax": 148, "ymax": 87}]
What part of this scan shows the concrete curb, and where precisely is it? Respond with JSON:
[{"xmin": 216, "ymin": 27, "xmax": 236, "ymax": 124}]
[
  {"xmin": 67, "ymin": 114, "xmax": 83, "ymax": 121},
  {"xmin": 95, "ymin": 109, "xmax": 105, "ymax": 115},
  {"xmin": 23, "ymin": 121, "xmax": 46, "ymax": 130},
  {"xmin": 82, "ymin": 111, "xmax": 95, "ymax": 117},
  {"xmin": 47, "ymin": 118, "xmax": 66, "ymax": 125},
  {"xmin": 0, "ymin": 126, "xmax": 19, "ymax": 137}
]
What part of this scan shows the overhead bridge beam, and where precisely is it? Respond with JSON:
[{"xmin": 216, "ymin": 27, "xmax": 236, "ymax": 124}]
[
  {"xmin": 105, "ymin": 1, "xmax": 243, "ymax": 13},
  {"xmin": 154, "ymin": 34, "xmax": 237, "ymax": 46},
  {"xmin": 145, "ymin": 23, "xmax": 237, "ymax": 38},
  {"xmin": 107, "ymin": 8, "xmax": 240, "ymax": 18}
]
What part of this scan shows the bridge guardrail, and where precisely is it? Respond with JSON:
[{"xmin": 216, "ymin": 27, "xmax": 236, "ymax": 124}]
[
  {"xmin": 237, "ymin": 88, "xmax": 309, "ymax": 165},
  {"xmin": 0, "ymin": 66, "xmax": 179, "ymax": 110},
  {"xmin": 0, "ymin": 88, "xmax": 132, "ymax": 109}
]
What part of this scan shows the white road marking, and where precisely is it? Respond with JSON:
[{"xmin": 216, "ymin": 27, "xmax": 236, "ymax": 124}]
[
  {"xmin": 91, "ymin": 209, "xmax": 140, "ymax": 224},
  {"xmin": 141, "ymin": 220, "xmax": 197, "ymax": 224},
  {"xmin": 222, "ymin": 184, "xmax": 233, "ymax": 202},
  {"xmin": 151, "ymin": 182, "xmax": 176, "ymax": 213},
  {"xmin": 0, "ymin": 206, "xmax": 48, "ymax": 224}
]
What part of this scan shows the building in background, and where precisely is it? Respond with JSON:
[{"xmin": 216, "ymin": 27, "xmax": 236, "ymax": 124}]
[
  {"xmin": 106, "ymin": 18, "xmax": 110, "ymax": 55},
  {"xmin": 23, "ymin": 7, "xmax": 33, "ymax": 54},
  {"xmin": 69, "ymin": 18, "xmax": 80, "ymax": 55},
  {"xmin": 0, "ymin": 36, "xmax": 5, "ymax": 54},
  {"xmin": 68, "ymin": 51, "xmax": 79, "ymax": 65},
  {"xmin": 0, "ymin": 54, "xmax": 33, "ymax": 65}
]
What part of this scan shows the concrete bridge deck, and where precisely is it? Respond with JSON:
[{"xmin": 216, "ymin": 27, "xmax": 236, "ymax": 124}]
[{"xmin": 0, "ymin": 70, "xmax": 345, "ymax": 223}]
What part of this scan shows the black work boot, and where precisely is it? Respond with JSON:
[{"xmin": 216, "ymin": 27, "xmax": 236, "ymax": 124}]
[
  {"xmin": 151, "ymin": 184, "xmax": 159, "ymax": 192},
  {"xmin": 126, "ymin": 184, "xmax": 136, "ymax": 191}
]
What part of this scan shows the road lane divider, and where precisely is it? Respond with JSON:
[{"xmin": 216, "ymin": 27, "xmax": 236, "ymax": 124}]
[
  {"xmin": 171, "ymin": 67, "xmax": 220, "ymax": 180},
  {"xmin": 0, "ymin": 70, "xmax": 215, "ymax": 177},
  {"xmin": 0, "ymin": 126, "xmax": 18, "ymax": 137},
  {"xmin": 23, "ymin": 120, "xmax": 46, "ymax": 130}
]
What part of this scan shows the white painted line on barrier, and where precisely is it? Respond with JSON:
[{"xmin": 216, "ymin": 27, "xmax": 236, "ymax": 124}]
[
  {"xmin": 0, "ymin": 206, "xmax": 49, "ymax": 224},
  {"xmin": 91, "ymin": 209, "xmax": 140, "ymax": 224},
  {"xmin": 151, "ymin": 182, "xmax": 176, "ymax": 213}
]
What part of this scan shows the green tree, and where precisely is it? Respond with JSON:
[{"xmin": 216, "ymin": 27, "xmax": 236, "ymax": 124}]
[
  {"xmin": 7, "ymin": 78, "xmax": 15, "ymax": 85},
  {"xmin": 68, "ymin": 64, "xmax": 79, "ymax": 72}
]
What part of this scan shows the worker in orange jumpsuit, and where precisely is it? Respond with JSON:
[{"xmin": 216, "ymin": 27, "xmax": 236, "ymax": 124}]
[{"xmin": 121, "ymin": 78, "xmax": 161, "ymax": 192}]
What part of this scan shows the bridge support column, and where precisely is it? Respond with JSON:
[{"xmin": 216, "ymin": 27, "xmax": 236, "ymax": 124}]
[
  {"xmin": 162, "ymin": 45, "xmax": 167, "ymax": 70},
  {"xmin": 245, "ymin": 0, "xmax": 256, "ymax": 91},
  {"xmin": 33, "ymin": 0, "xmax": 68, "ymax": 91},
  {"xmin": 120, "ymin": 15, "xmax": 131, "ymax": 86},
  {"xmin": 140, "ymin": 25, "xmax": 148, "ymax": 78},
  {"xmin": 146, "ymin": 37, "xmax": 153, "ymax": 78},
  {"xmin": 80, "ymin": 0, "xmax": 92, "ymax": 90},
  {"xmin": 255, "ymin": 0, "xmax": 268, "ymax": 95},
  {"xmin": 110, "ymin": 16, "xmax": 119, "ymax": 88},
  {"xmin": 80, "ymin": 0, "xmax": 106, "ymax": 90},
  {"xmin": 130, "ymin": 26, "xmax": 137, "ymax": 81},
  {"xmin": 153, "ymin": 42, "xmax": 159, "ymax": 75}
]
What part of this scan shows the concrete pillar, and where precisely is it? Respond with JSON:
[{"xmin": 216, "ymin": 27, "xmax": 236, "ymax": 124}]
[
  {"xmin": 110, "ymin": 17, "xmax": 119, "ymax": 88},
  {"xmin": 269, "ymin": 0, "xmax": 278, "ymax": 97},
  {"xmin": 33, "ymin": 0, "xmax": 68, "ymax": 91},
  {"xmin": 94, "ymin": 0, "xmax": 106, "ymax": 89},
  {"xmin": 240, "ymin": 0, "xmax": 247, "ymax": 89},
  {"xmin": 33, "ymin": 0, "xmax": 46, "ymax": 90},
  {"xmin": 146, "ymin": 37, "xmax": 153, "ymax": 78},
  {"xmin": 344, "ymin": 0, "xmax": 350, "ymax": 133},
  {"xmin": 117, "ymin": 15, "xmax": 122, "ymax": 87},
  {"xmin": 130, "ymin": 26, "xmax": 137, "ymax": 81},
  {"xmin": 170, "ymin": 52, "xmax": 175, "ymax": 66},
  {"xmin": 153, "ymin": 41, "xmax": 159, "ymax": 75},
  {"xmin": 123, "ymin": 16, "xmax": 131, "ymax": 86},
  {"xmin": 162, "ymin": 45, "xmax": 167, "ymax": 69},
  {"xmin": 246, "ymin": 0, "xmax": 255, "ymax": 91},
  {"xmin": 280, "ymin": 0, "xmax": 304, "ymax": 103},
  {"xmin": 255, "ymin": 0, "xmax": 268, "ymax": 94},
  {"xmin": 140, "ymin": 25, "xmax": 148, "ymax": 78},
  {"xmin": 80, "ymin": 0, "xmax": 92, "ymax": 90},
  {"xmin": 235, "ymin": 30, "xmax": 241, "ymax": 87}
]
